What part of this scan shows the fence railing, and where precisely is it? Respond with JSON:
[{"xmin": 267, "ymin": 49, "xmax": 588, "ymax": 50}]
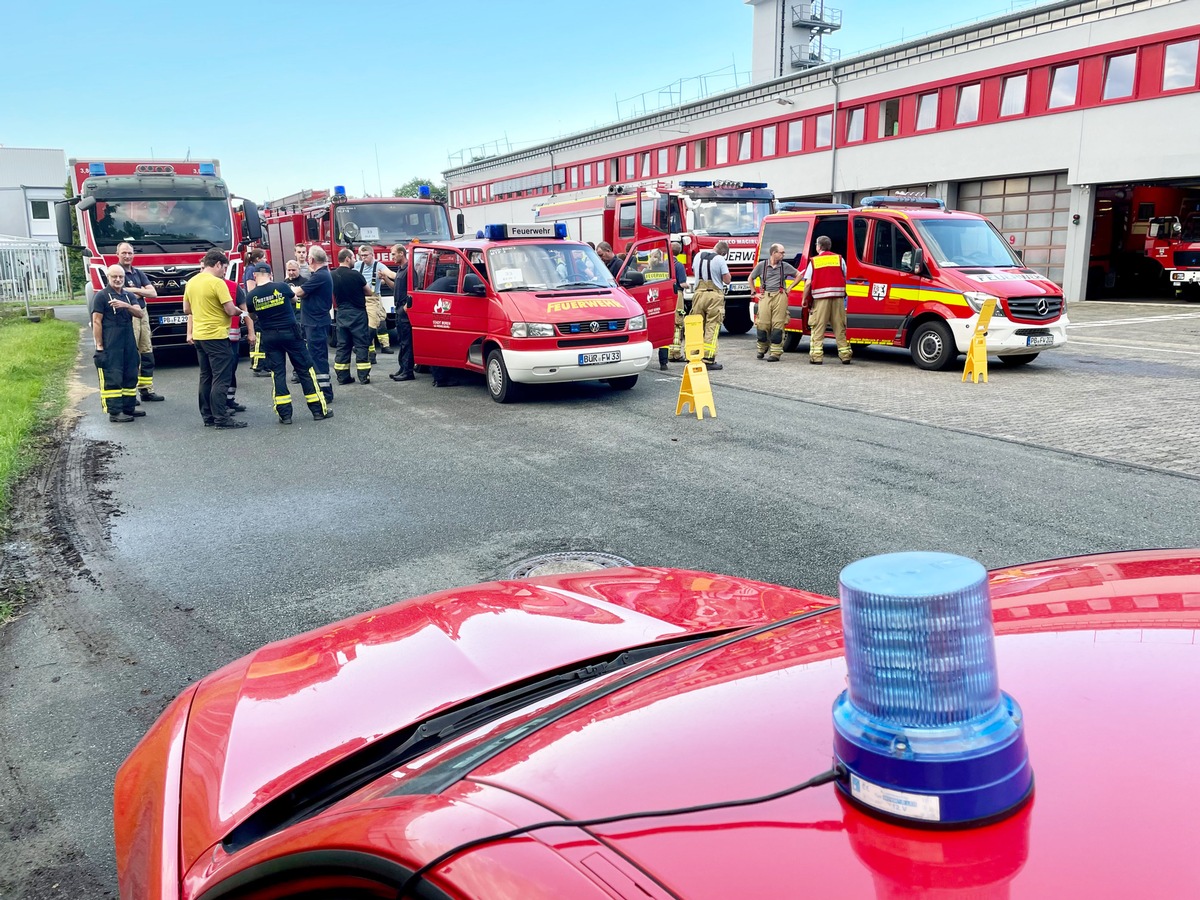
[{"xmin": 0, "ymin": 238, "xmax": 77, "ymax": 314}]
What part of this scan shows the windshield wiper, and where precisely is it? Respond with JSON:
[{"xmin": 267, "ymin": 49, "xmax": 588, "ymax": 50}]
[
  {"xmin": 128, "ymin": 237, "xmax": 170, "ymax": 253},
  {"xmin": 188, "ymin": 238, "xmax": 220, "ymax": 249},
  {"xmin": 553, "ymin": 281, "xmax": 609, "ymax": 290}
]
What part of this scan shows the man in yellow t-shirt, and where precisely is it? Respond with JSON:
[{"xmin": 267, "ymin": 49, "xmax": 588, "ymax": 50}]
[{"xmin": 183, "ymin": 249, "xmax": 245, "ymax": 429}]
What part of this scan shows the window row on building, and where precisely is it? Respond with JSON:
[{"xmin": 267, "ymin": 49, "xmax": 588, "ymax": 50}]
[{"xmin": 451, "ymin": 30, "xmax": 1198, "ymax": 208}]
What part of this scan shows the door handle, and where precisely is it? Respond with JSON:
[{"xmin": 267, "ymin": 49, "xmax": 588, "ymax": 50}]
[{"xmin": 847, "ymin": 278, "xmax": 869, "ymax": 285}]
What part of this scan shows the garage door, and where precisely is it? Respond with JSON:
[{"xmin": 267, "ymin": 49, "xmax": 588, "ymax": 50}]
[{"xmin": 957, "ymin": 173, "xmax": 1070, "ymax": 285}]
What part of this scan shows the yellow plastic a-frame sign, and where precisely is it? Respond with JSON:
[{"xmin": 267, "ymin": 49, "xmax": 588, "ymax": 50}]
[
  {"xmin": 962, "ymin": 298, "xmax": 996, "ymax": 384},
  {"xmin": 676, "ymin": 314, "xmax": 715, "ymax": 419}
]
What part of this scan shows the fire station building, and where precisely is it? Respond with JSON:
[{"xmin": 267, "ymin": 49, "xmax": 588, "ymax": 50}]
[{"xmin": 444, "ymin": 0, "xmax": 1199, "ymax": 302}]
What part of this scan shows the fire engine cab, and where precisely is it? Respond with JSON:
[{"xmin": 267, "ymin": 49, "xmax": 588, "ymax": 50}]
[
  {"xmin": 408, "ymin": 223, "xmax": 676, "ymax": 402},
  {"xmin": 755, "ymin": 197, "xmax": 1069, "ymax": 369},
  {"xmin": 534, "ymin": 180, "xmax": 774, "ymax": 335},
  {"xmin": 1145, "ymin": 214, "xmax": 1200, "ymax": 299}
]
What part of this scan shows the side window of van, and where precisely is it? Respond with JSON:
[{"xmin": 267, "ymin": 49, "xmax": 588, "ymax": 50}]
[
  {"xmin": 871, "ymin": 221, "xmax": 916, "ymax": 271},
  {"xmin": 852, "ymin": 218, "xmax": 870, "ymax": 261}
]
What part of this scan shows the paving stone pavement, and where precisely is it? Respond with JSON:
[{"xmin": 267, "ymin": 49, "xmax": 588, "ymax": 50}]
[{"xmin": 701, "ymin": 300, "xmax": 1200, "ymax": 478}]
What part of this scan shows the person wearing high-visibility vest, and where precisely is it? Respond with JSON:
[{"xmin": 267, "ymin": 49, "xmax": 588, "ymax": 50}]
[
  {"xmin": 748, "ymin": 242, "xmax": 799, "ymax": 362},
  {"xmin": 801, "ymin": 235, "xmax": 853, "ymax": 365},
  {"xmin": 691, "ymin": 241, "xmax": 732, "ymax": 370},
  {"xmin": 666, "ymin": 241, "xmax": 689, "ymax": 364}
]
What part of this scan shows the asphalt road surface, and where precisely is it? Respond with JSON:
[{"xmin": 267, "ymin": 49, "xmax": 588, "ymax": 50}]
[{"xmin": 2, "ymin": 300, "xmax": 1199, "ymax": 896}]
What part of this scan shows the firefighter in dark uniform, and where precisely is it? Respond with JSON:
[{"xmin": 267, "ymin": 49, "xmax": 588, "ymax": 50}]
[
  {"xmin": 245, "ymin": 263, "xmax": 333, "ymax": 424},
  {"xmin": 330, "ymin": 248, "xmax": 373, "ymax": 384},
  {"xmin": 91, "ymin": 265, "xmax": 145, "ymax": 422},
  {"xmin": 666, "ymin": 241, "xmax": 689, "ymax": 364},
  {"xmin": 801, "ymin": 234, "xmax": 853, "ymax": 364},
  {"xmin": 384, "ymin": 244, "xmax": 415, "ymax": 382}
]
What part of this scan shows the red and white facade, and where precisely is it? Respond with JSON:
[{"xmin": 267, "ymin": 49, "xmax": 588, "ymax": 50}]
[{"xmin": 444, "ymin": 0, "xmax": 1200, "ymax": 302}]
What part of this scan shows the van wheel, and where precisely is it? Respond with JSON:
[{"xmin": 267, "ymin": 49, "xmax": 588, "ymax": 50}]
[
  {"xmin": 486, "ymin": 349, "xmax": 521, "ymax": 403},
  {"xmin": 782, "ymin": 332, "xmax": 802, "ymax": 353},
  {"xmin": 606, "ymin": 375, "xmax": 638, "ymax": 390},
  {"xmin": 998, "ymin": 353, "xmax": 1039, "ymax": 367},
  {"xmin": 910, "ymin": 320, "xmax": 956, "ymax": 370},
  {"xmin": 723, "ymin": 306, "xmax": 753, "ymax": 335}
]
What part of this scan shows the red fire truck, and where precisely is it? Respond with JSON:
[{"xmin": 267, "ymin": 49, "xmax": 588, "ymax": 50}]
[
  {"xmin": 533, "ymin": 180, "xmax": 775, "ymax": 334},
  {"xmin": 1145, "ymin": 214, "xmax": 1200, "ymax": 300},
  {"xmin": 56, "ymin": 159, "xmax": 261, "ymax": 347},
  {"xmin": 260, "ymin": 186, "xmax": 462, "ymax": 276}
]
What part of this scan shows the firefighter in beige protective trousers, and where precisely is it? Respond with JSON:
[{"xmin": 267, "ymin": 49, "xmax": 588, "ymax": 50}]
[
  {"xmin": 801, "ymin": 235, "xmax": 852, "ymax": 365},
  {"xmin": 691, "ymin": 241, "xmax": 731, "ymax": 371},
  {"xmin": 748, "ymin": 243, "xmax": 799, "ymax": 362}
]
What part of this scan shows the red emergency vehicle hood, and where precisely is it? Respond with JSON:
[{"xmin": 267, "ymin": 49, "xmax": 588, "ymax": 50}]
[
  {"xmin": 939, "ymin": 265, "xmax": 1063, "ymax": 299},
  {"xmin": 450, "ymin": 550, "xmax": 1200, "ymax": 898},
  {"xmin": 499, "ymin": 285, "xmax": 644, "ymax": 324},
  {"xmin": 175, "ymin": 569, "xmax": 831, "ymax": 873}
]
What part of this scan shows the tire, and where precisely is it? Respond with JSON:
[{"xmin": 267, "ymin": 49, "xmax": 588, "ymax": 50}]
[
  {"xmin": 722, "ymin": 305, "xmax": 753, "ymax": 335},
  {"xmin": 910, "ymin": 320, "xmax": 957, "ymax": 371},
  {"xmin": 486, "ymin": 349, "xmax": 521, "ymax": 403},
  {"xmin": 782, "ymin": 332, "xmax": 802, "ymax": 353},
  {"xmin": 606, "ymin": 375, "xmax": 638, "ymax": 390},
  {"xmin": 998, "ymin": 353, "xmax": 1039, "ymax": 367}
]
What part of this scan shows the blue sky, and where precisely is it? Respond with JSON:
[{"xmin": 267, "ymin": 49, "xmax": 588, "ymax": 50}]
[{"xmin": 5, "ymin": 0, "xmax": 1034, "ymax": 202}]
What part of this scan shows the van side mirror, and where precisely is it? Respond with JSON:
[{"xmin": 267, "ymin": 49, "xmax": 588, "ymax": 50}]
[
  {"xmin": 901, "ymin": 248, "xmax": 924, "ymax": 275},
  {"xmin": 456, "ymin": 213, "xmax": 465, "ymax": 236},
  {"xmin": 307, "ymin": 219, "xmax": 319, "ymax": 241},
  {"xmin": 1014, "ymin": 249, "xmax": 1024, "ymax": 263},
  {"xmin": 466, "ymin": 281, "xmax": 487, "ymax": 297}
]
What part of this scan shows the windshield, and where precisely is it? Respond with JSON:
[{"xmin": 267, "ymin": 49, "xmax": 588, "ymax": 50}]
[
  {"xmin": 692, "ymin": 199, "xmax": 773, "ymax": 237},
  {"xmin": 88, "ymin": 197, "xmax": 232, "ymax": 250},
  {"xmin": 334, "ymin": 202, "xmax": 452, "ymax": 244},
  {"xmin": 913, "ymin": 218, "xmax": 1022, "ymax": 268},
  {"xmin": 486, "ymin": 243, "xmax": 615, "ymax": 291}
]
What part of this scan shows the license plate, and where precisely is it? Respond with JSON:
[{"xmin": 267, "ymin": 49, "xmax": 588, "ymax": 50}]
[
  {"xmin": 1170, "ymin": 271, "xmax": 1200, "ymax": 282},
  {"xmin": 726, "ymin": 282, "xmax": 751, "ymax": 293},
  {"xmin": 159, "ymin": 315, "xmax": 188, "ymax": 325},
  {"xmin": 1026, "ymin": 334, "xmax": 1054, "ymax": 347},
  {"xmin": 579, "ymin": 350, "xmax": 621, "ymax": 366}
]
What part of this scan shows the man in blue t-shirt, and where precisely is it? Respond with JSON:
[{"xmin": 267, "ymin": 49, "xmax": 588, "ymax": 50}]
[{"xmin": 292, "ymin": 246, "xmax": 335, "ymax": 402}]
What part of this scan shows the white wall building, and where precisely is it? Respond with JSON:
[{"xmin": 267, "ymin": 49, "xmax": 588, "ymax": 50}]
[
  {"xmin": 444, "ymin": 0, "xmax": 1200, "ymax": 303},
  {"xmin": 0, "ymin": 147, "xmax": 68, "ymax": 242}
]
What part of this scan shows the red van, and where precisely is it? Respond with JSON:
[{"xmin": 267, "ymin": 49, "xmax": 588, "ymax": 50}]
[
  {"xmin": 408, "ymin": 224, "xmax": 676, "ymax": 401},
  {"xmin": 756, "ymin": 197, "xmax": 1069, "ymax": 369}
]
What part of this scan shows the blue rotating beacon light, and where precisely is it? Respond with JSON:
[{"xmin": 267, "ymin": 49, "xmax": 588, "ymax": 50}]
[{"xmin": 832, "ymin": 552, "xmax": 1032, "ymax": 826}]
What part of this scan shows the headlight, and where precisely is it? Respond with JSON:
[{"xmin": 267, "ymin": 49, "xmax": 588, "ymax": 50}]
[
  {"xmin": 963, "ymin": 291, "xmax": 1003, "ymax": 315},
  {"xmin": 511, "ymin": 322, "xmax": 555, "ymax": 338},
  {"xmin": 627, "ymin": 314, "xmax": 646, "ymax": 331}
]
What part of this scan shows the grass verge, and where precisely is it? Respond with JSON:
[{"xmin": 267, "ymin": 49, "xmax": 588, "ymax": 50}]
[{"xmin": 0, "ymin": 317, "xmax": 82, "ymax": 624}]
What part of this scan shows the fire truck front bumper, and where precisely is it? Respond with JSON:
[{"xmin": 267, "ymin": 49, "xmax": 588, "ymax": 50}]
[
  {"xmin": 951, "ymin": 314, "xmax": 1070, "ymax": 356},
  {"xmin": 503, "ymin": 341, "xmax": 653, "ymax": 384},
  {"xmin": 1169, "ymin": 270, "xmax": 1200, "ymax": 283}
]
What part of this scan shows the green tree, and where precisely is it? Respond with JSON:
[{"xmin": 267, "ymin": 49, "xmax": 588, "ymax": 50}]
[
  {"xmin": 392, "ymin": 178, "xmax": 448, "ymax": 204},
  {"xmin": 63, "ymin": 180, "xmax": 85, "ymax": 293}
]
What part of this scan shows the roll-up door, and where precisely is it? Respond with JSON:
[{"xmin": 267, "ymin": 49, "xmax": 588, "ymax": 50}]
[{"xmin": 958, "ymin": 173, "xmax": 1070, "ymax": 285}]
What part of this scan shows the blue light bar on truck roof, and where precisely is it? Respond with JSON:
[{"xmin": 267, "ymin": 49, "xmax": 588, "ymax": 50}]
[
  {"xmin": 199, "ymin": 162, "xmax": 215, "ymax": 176},
  {"xmin": 88, "ymin": 163, "xmax": 106, "ymax": 176},
  {"xmin": 483, "ymin": 223, "xmax": 567, "ymax": 240},
  {"xmin": 860, "ymin": 196, "xmax": 946, "ymax": 210},
  {"xmin": 418, "ymin": 185, "xmax": 431, "ymax": 199}
]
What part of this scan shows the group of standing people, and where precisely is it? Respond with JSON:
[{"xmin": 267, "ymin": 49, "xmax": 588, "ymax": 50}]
[
  {"xmin": 89, "ymin": 243, "xmax": 165, "ymax": 423},
  {"xmin": 94, "ymin": 237, "xmax": 419, "ymax": 430},
  {"xmin": 656, "ymin": 234, "xmax": 852, "ymax": 370}
]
